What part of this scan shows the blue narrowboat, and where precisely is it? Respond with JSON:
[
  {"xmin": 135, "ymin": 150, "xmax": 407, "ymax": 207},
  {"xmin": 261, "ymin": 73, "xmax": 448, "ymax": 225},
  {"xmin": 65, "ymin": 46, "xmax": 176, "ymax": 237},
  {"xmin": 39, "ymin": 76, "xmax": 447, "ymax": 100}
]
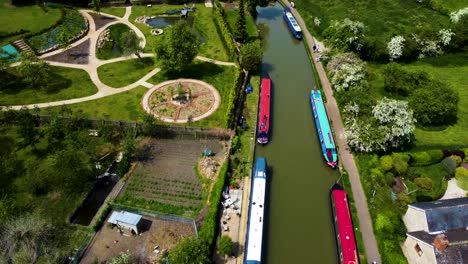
[
  {"xmin": 310, "ymin": 90, "xmax": 338, "ymax": 168},
  {"xmin": 245, "ymin": 157, "xmax": 267, "ymax": 264},
  {"xmin": 283, "ymin": 7, "xmax": 302, "ymax": 39}
]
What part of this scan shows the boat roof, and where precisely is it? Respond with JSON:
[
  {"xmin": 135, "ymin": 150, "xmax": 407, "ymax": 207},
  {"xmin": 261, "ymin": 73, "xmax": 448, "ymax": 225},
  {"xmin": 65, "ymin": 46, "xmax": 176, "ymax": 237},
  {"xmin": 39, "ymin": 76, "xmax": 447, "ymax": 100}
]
[
  {"xmin": 311, "ymin": 90, "xmax": 335, "ymax": 149},
  {"xmin": 332, "ymin": 188, "xmax": 358, "ymax": 264},
  {"xmin": 285, "ymin": 12, "xmax": 302, "ymax": 32},
  {"xmin": 258, "ymin": 78, "xmax": 271, "ymax": 135},
  {"xmin": 246, "ymin": 160, "xmax": 267, "ymax": 262}
]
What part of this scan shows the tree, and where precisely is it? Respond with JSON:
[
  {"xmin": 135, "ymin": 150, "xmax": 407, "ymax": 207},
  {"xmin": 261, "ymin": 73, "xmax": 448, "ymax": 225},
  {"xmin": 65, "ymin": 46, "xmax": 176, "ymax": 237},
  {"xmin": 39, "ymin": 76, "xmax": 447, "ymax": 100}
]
[
  {"xmin": 326, "ymin": 53, "xmax": 367, "ymax": 92},
  {"xmin": 382, "ymin": 63, "xmax": 431, "ymax": 96},
  {"xmin": 168, "ymin": 237, "xmax": 210, "ymax": 264},
  {"xmin": 155, "ymin": 20, "xmax": 200, "ymax": 72},
  {"xmin": 92, "ymin": 0, "xmax": 101, "ymax": 13},
  {"xmin": 415, "ymin": 177, "xmax": 433, "ymax": 191},
  {"xmin": 442, "ymin": 156, "xmax": 457, "ymax": 177},
  {"xmin": 17, "ymin": 53, "xmax": 50, "ymax": 89},
  {"xmin": 218, "ymin": 235, "xmax": 234, "ymax": 258},
  {"xmin": 17, "ymin": 111, "xmax": 39, "ymax": 148},
  {"xmin": 119, "ymin": 30, "xmax": 143, "ymax": 58},
  {"xmin": 323, "ymin": 18, "xmax": 365, "ymax": 52},
  {"xmin": 392, "ymin": 156, "xmax": 408, "ymax": 175},
  {"xmin": 380, "ymin": 155, "xmax": 393, "ymax": 172},
  {"xmin": 44, "ymin": 114, "xmax": 66, "ymax": 142},
  {"xmin": 234, "ymin": 0, "xmax": 247, "ymax": 43},
  {"xmin": 409, "ymin": 81, "xmax": 459, "ymax": 125},
  {"xmin": 239, "ymin": 40, "xmax": 262, "ymax": 71}
]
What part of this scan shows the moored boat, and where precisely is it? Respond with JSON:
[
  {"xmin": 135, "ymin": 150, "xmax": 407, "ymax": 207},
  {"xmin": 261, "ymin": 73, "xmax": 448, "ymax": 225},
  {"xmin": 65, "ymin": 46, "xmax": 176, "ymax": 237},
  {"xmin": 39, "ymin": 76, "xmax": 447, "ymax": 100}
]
[
  {"xmin": 245, "ymin": 157, "xmax": 268, "ymax": 264},
  {"xmin": 329, "ymin": 183, "xmax": 359, "ymax": 264},
  {"xmin": 283, "ymin": 7, "xmax": 302, "ymax": 39},
  {"xmin": 309, "ymin": 89, "xmax": 338, "ymax": 168},
  {"xmin": 257, "ymin": 78, "xmax": 271, "ymax": 144}
]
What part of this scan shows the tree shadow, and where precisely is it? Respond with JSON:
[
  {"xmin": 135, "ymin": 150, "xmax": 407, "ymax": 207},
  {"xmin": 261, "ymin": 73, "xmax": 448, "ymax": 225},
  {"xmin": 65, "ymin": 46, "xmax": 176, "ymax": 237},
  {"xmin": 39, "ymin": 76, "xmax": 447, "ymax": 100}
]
[{"xmin": 161, "ymin": 61, "xmax": 225, "ymax": 80}]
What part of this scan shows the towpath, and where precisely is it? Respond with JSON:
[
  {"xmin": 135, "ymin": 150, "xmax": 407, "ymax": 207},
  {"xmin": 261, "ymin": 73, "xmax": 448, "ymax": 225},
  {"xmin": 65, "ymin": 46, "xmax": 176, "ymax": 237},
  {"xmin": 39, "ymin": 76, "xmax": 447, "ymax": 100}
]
[{"xmin": 280, "ymin": 1, "xmax": 382, "ymax": 263}]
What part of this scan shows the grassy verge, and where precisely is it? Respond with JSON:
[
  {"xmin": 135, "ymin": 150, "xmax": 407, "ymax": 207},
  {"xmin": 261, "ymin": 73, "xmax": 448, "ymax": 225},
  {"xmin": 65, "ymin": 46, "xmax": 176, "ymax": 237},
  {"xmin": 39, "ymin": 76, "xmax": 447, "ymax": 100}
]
[
  {"xmin": 97, "ymin": 57, "xmax": 156, "ymax": 88},
  {"xmin": 0, "ymin": 1, "xmax": 62, "ymax": 46},
  {"xmin": 0, "ymin": 66, "xmax": 97, "ymax": 106},
  {"xmin": 100, "ymin": 7, "xmax": 126, "ymax": 18},
  {"xmin": 40, "ymin": 86, "xmax": 148, "ymax": 121}
]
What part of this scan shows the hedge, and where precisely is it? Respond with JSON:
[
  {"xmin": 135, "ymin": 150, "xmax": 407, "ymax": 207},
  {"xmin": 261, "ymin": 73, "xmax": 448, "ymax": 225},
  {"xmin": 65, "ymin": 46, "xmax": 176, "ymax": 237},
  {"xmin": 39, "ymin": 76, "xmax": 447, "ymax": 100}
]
[
  {"xmin": 409, "ymin": 150, "xmax": 443, "ymax": 166},
  {"xmin": 212, "ymin": 6, "xmax": 237, "ymax": 61},
  {"xmin": 91, "ymin": 203, "xmax": 111, "ymax": 231},
  {"xmin": 198, "ymin": 161, "xmax": 229, "ymax": 246},
  {"xmin": 225, "ymin": 68, "xmax": 244, "ymax": 128}
]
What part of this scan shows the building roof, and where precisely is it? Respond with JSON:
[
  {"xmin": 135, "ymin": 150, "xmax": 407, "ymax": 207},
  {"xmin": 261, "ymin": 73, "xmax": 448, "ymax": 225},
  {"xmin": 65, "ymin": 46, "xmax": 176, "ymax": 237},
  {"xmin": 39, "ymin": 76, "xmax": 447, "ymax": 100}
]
[
  {"xmin": 108, "ymin": 211, "xmax": 142, "ymax": 226},
  {"xmin": 409, "ymin": 198, "xmax": 468, "ymax": 233},
  {"xmin": 408, "ymin": 229, "xmax": 468, "ymax": 264}
]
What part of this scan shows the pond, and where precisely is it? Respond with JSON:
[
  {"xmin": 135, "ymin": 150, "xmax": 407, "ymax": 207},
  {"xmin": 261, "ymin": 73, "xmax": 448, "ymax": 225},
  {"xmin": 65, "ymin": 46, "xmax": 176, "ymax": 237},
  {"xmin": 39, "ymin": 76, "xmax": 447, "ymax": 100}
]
[
  {"xmin": 145, "ymin": 16, "xmax": 205, "ymax": 43},
  {"xmin": 70, "ymin": 175, "xmax": 119, "ymax": 226},
  {"xmin": 0, "ymin": 44, "xmax": 20, "ymax": 61}
]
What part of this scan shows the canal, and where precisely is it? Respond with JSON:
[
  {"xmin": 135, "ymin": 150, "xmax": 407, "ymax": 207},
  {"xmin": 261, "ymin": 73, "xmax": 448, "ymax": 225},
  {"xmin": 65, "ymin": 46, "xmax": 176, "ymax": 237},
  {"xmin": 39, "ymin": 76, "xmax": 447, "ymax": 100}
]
[{"xmin": 255, "ymin": 3, "xmax": 339, "ymax": 263}]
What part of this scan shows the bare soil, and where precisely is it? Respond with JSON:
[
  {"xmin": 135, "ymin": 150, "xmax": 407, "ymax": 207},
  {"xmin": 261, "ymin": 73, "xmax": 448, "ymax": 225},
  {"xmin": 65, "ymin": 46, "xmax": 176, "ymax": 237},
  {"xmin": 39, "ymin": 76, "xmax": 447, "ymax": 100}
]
[
  {"xmin": 80, "ymin": 214, "xmax": 196, "ymax": 263},
  {"xmin": 45, "ymin": 39, "xmax": 90, "ymax": 64}
]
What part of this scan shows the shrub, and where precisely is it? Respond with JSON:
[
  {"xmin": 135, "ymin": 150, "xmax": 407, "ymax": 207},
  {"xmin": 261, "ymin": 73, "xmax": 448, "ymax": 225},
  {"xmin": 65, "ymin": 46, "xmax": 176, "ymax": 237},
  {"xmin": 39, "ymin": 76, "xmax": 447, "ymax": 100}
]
[
  {"xmin": 442, "ymin": 157, "xmax": 457, "ymax": 177},
  {"xmin": 231, "ymin": 136, "xmax": 240, "ymax": 153},
  {"xmin": 322, "ymin": 18, "xmax": 365, "ymax": 52},
  {"xmin": 455, "ymin": 167, "xmax": 468, "ymax": 191},
  {"xmin": 409, "ymin": 152, "xmax": 431, "ymax": 166},
  {"xmin": 382, "ymin": 63, "xmax": 431, "ymax": 96},
  {"xmin": 326, "ymin": 53, "xmax": 368, "ymax": 92},
  {"xmin": 450, "ymin": 155, "xmax": 462, "ymax": 165},
  {"xmin": 392, "ymin": 155, "xmax": 408, "ymax": 176},
  {"xmin": 239, "ymin": 40, "xmax": 262, "ymax": 72},
  {"xmin": 443, "ymin": 149, "xmax": 466, "ymax": 160},
  {"xmin": 387, "ymin": 35, "xmax": 405, "ymax": 61},
  {"xmin": 427, "ymin": 150, "xmax": 444, "ymax": 164},
  {"xmin": 92, "ymin": 204, "xmax": 111, "ymax": 231},
  {"xmin": 380, "ymin": 155, "xmax": 393, "ymax": 172},
  {"xmin": 415, "ymin": 177, "xmax": 433, "ymax": 191}
]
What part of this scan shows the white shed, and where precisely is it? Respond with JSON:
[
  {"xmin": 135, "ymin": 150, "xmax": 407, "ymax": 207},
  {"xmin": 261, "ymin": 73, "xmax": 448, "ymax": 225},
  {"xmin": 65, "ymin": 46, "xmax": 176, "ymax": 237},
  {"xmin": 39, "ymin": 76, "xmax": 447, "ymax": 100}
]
[{"xmin": 107, "ymin": 211, "xmax": 143, "ymax": 234}]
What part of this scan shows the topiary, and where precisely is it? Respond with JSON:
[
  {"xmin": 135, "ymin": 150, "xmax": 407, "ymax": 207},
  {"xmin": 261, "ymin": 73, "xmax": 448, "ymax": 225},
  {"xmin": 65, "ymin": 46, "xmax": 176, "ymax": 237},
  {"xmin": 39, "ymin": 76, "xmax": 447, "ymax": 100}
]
[{"xmin": 380, "ymin": 155, "xmax": 393, "ymax": 171}]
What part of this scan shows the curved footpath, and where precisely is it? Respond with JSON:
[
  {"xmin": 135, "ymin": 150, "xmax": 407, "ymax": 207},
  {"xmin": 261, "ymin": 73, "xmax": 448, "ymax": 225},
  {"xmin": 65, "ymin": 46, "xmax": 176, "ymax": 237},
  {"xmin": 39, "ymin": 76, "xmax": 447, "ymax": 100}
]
[
  {"xmin": 3, "ymin": 6, "xmax": 236, "ymax": 110},
  {"xmin": 281, "ymin": 1, "xmax": 382, "ymax": 263}
]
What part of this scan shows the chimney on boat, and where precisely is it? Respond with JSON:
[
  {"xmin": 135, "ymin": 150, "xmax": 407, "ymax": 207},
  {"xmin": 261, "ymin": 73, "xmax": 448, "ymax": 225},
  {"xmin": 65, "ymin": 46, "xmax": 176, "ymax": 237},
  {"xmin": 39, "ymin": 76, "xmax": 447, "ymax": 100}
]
[{"xmin": 434, "ymin": 234, "xmax": 449, "ymax": 251}]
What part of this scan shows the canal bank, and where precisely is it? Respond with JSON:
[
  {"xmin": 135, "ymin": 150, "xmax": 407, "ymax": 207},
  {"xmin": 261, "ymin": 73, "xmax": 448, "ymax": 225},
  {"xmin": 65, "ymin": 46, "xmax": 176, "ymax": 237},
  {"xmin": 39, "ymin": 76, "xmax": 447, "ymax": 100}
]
[{"xmin": 255, "ymin": 3, "xmax": 339, "ymax": 263}]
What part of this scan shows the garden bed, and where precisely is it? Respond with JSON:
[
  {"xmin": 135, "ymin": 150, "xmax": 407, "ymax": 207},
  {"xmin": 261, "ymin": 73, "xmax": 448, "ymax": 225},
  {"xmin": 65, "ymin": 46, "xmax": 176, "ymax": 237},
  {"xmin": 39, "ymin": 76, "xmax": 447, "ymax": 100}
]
[
  {"xmin": 90, "ymin": 12, "xmax": 117, "ymax": 31},
  {"xmin": 45, "ymin": 38, "xmax": 90, "ymax": 64}
]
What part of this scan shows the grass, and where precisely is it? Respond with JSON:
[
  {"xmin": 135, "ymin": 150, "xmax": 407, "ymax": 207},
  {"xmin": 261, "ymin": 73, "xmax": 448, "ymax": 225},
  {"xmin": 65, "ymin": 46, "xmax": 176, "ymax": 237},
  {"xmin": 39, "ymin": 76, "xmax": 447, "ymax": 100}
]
[
  {"xmin": 129, "ymin": 4, "xmax": 230, "ymax": 60},
  {"xmin": 0, "ymin": 66, "xmax": 97, "ymax": 106},
  {"xmin": 432, "ymin": 0, "xmax": 468, "ymax": 11},
  {"xmin": 96, "ymin": 23, "xmax": 133, "ymax": 60},
  {"xmin": 294, "ymin": 0, "xmax": 449, "ymax": 41},
  {"xmin": 100, "ymin": 7, "xmax": 126, "ymax": 18},
  {"xmin": 0, "ymin": 0, "xmax": 62, "ymax": 46},
  {"xmin": 41, "ymin": 62, "xmax": 236, "ymax": 128},
  {"xmin": 406, "ymin": 163, "xmax": 449, "ymax": 200},
  {"xmin": 97, "ymin": 57, "xmax": 156, "ymax": 88},
  {"xmin": 40, "ymin": 86, "xmax": 148, "ymax": 121},
  {"xmin": 367, "ymin": 53, "xmax": 468, "ymax": 150}
]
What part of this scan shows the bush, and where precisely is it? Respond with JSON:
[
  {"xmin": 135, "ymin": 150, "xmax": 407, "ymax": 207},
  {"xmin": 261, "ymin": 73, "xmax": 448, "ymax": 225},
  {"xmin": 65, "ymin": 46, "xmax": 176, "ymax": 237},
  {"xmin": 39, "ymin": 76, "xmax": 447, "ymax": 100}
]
[
  {"xmin": 380, "ymin": 155, "xmax": 393, "ymax": 172},
  {"xmin": 92, "ymin": 204, "xmax": 111, "ymax": 231},
  {"xmin": 442, "ymin": 149, "xmax": 466, "ymax": 160},
  {"xmin": 239, "ymin": 40, "xmax": 262, "ymax": 72},
  {"xmin": 455, "ymin": 167, "xmax": 468, "ymax": 180},
  {"xmin": 415, "ymin": 177, "xmax": 433, "ymax": 191},
  {"xmin": 464, "ymin": 148, "xmax": 468, "ymax": 162},
  {"xmin": 382, "ymin": 63, "xmax": 431, "ymax": 96},
  {"xmin": 231, "ymin": 136, "xmax": 240, "ymax": 153},
  {"xmin": 392, "ymin": 155, "xmax": 408, "ymax": 176},
  {"xmin": 409, "ymin": 152, "xmax": 431, "ymax": 166},
  {"xmin": 442, "ymin": 157, "xmax": 457, "ymax": 177},
  {"xmin": 450, "ymin": 155, "xmax": 462, "ymax": 165},
  {"xmin": 392, "ymin": 152, "xmax": 410, "ymax": 163},
  {"xmin": 428, "ymin": 150, "xmax": 444, "ymax": 164}
]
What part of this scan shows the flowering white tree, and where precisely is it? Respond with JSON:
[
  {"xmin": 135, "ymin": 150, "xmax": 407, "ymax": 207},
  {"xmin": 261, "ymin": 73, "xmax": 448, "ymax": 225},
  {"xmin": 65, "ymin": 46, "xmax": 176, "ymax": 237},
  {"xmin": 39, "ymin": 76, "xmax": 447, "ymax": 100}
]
[
  {"xmin": 323, "ymin": 18, "xmax": 365, "ymax": 51},
  {"xmin": 439, "ymin": 28, "xmax": 455, "ymax": 46},
  {"xmin": 343, "ymin": 98, "xmax": 416, "ymax": 152},
  {"xmin": 314, "ymin": 17, "xmax": 321, "ymax": 27},
  {"xmin": 450, "ymin": 8, "xmax": 468, "ymax": 23},
  {"xmin": 387, "ymin": 36, "xmax": 405, "ymax": 60},
  {"xmin": 326, "ymin": 53, "xmax": 367, "ymax": 92}
]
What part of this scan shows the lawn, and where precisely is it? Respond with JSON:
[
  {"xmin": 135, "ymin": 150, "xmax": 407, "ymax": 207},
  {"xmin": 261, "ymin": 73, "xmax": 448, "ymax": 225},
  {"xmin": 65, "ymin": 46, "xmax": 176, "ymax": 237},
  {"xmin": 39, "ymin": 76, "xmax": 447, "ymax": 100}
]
[
  {"xmin": 294, "ymin": 0, "xmax": 449, "ymax": 40},
  {"xmin": 433, "ymin": 0, "xmax": 468, "ymax": 11},
  {"xmin": 40, "ymin": 86, "xmax": 148, "ymax": 121},
  {"xmin": 97, "ymin": 57, "xmax": 156, "ymax": 88},
  {"xmin": 0, "ymin": 0, "xmax": 62, "ymax": 46},
  {"xmin": 149, "ymin": 61, "xmax": 238, "ymax": 128},
  {"xmin": 129, "ymin": 4, "xmax": 230, "ymax": 61},
  {"xmin": 0, "ymin": 66, "xmax": 97, "ymax": 106},
  {"xmin": 367, "ymin": 53, "xmax": 468, "ymax": 150},
  {"xmin": 100, "ymin": 7, "xmax": 126, "ymax": 18}
]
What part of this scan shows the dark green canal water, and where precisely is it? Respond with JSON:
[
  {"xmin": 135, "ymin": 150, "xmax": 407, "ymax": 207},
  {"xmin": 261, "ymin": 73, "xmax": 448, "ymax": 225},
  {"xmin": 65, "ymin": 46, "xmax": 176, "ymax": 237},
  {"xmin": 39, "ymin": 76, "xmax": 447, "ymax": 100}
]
[{"xmin": 255, "ymin": 3, "xmax": 339, "ymax": 263}]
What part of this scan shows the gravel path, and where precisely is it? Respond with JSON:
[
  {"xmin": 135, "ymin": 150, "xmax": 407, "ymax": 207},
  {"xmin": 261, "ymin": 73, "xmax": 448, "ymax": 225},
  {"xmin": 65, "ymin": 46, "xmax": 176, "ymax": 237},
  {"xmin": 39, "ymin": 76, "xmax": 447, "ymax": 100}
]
[{"xmin": 280, "ymin": 1, "xmax": 382, "ymax": 263}]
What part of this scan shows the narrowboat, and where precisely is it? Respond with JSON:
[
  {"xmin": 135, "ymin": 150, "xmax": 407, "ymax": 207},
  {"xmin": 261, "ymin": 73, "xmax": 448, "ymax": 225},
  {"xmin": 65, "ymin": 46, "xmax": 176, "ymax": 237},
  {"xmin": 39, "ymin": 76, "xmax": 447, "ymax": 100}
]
[
  {"xmin": 283, "ymin": 7, "xmax": 302, "ymax": 39},
  {"xmin": 330, "ymin": 184, "xmax": 359, "ymax": 264},
  {"xmin": 310, "ymin": 90, "xmax": 338, "ymax": 168},
  {"xmin": 257, "ymin": 78, "xmax": 271, "ymax": 144},
  {"xmin": 245, "ymin": 157, "xmax": 267, "ymax": 264}
]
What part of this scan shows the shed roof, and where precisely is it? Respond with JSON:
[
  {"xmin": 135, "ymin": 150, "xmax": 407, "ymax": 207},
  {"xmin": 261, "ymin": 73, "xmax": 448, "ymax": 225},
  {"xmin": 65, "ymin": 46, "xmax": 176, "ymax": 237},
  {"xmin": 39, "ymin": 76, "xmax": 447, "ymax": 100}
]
[
  {"xmin": 108, "ymin": 211, "xmax": 142, "ymax": 226},
  {"xmin": 409, "ymin": 198, "xmax": 468, "ymax": 233}
]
